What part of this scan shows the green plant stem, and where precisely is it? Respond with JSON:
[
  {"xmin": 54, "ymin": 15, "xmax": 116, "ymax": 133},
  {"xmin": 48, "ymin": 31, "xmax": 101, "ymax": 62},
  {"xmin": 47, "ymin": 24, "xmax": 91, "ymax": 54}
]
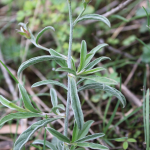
[
  {"xmin": 64, "ymin": 0, "xmax": 73, "ymax": 139},
  {"xmin": 73, "ymin": 8, "xmax": 85, "ymax": 26}
]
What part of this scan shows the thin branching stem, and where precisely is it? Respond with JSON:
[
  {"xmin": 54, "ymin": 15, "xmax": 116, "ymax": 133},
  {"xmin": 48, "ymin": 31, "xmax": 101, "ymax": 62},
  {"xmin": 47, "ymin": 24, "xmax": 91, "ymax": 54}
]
[
  {"xmin": 73, "ymin": 8, "xmax": 85, "ymax": 26},
  {"xmin": 64, "ymin": 0, "xmax": 73, "ymax": 141}
]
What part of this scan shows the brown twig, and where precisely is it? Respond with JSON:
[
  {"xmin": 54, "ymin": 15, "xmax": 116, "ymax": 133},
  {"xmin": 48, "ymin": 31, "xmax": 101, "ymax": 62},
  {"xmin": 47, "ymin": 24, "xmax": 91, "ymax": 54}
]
[
  {"xmin": 111, "ymin": 0, "xmax": 140, "ymax": 39},
  {"xmin": 0, "ymin": 49, "xmax": 18, "ymax": 100},
  {"xmin": 124, "ymin": 57, "xmax": 142, "ymax": 86},
  {"xmin": 103, "ymin": 0, "xmax": 134, "ymax": 17},
  {"xmin": 82, "ymin": 0, "xmax": 134, "ymax": 25}
]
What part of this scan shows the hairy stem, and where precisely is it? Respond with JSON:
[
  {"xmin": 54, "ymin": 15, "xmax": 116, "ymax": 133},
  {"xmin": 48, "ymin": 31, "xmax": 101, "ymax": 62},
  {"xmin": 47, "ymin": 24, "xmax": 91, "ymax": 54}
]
[
  {"xmin": 64, "ymin": 0, "xmax": 73, "ymax": 139},
  {"xmin": 73, "ymin": 8, "xmax": 85, "ymax": 26}
]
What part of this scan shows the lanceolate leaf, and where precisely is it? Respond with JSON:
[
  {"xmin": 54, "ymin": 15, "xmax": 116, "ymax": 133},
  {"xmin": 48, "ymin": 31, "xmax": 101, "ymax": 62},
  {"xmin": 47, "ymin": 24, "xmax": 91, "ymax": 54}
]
[
  {"xmin": 84, "ymin": 44, "xmax": 108, "ymax": 67},
  {"xmin": 50, "ymin": 88, "xmax": 58, "ymax": 107},
  {"xmin": 49, "ymin": 49, "xmax": 66, "ymax": 58},
  {"xmin": 70, "ymin": 77, "xmax": 84, "ymax": 130},
  {"xmin": 14, "ymin": 118, "xmax": 60, "ymax": 150},
  {"xmin": 36, "ymin": 26, "xmax": 55, "ymax": 45},
  {"xmin": 18, "ymin": 84, "xmax": 40, "ymax": 113},
  {"xmin": 123, "ymin": 142, "xmax": 128, "ymax": 150},
  {"xmin": 77, "ymin": 120, "xmax": 94, "ymax": 140},
  {"xmin": 72, "ymin": 122, "xmax": 79, "ymax": 142},
  {"xmin": 18, "ymin": 56, "xmax": 65, "ymax": 77},
  {"xmin": 127, "ymin": 138, "xmax": 137, "ymax": 143},
  {"xmin": 72, "ymin": 58, "xmax": 76, "ymax": 71},
  {"xmin": 79, "ymin": 76, "xmax": 118, "ymax": 85},
  {"xmin": 0, "ymin": 112, "xmax": 44, "ymax": 128},
  {"xmin": 76, "ymin": 14, "xmax": 111, "ymax": 27},
  {"xmin": 76, "ymin": 133, "xmax": 105, "ymax": 142},
  {"xmin": 32, "ymin": 80, "xmax": 67, "ymax": 90},
  {"xmin": 33, "ymin": 139, "xmax": 57, "ymax": 150},
  {"xmin": 46, "ymin": 127, "xmax": 70, "ymax": 143},
  {"xmin": 76, "ymin": 142, "xmax": 109, "ymax": 150},
  {"xmin": 49, "ymin": 49, "xmax": 67, "ymax": 67},
  {"xmin": 112, "ymin": 137, "xmax": 127, "ymax": 142},
  {"xmin": 0, "ymin": 95, "xmax": 27, "ymax": 112},
  {"xmin": 78, "ymin": 83, "xmax": 126, "ymax": 108},
  {"xmin": 0, "ymin": 60, "xmax": 19, "ymax": 83},
  {"xmin": 56, "ymin": 67, "xmax": 76, "ymax": 75},
  {"xmin": 85, "ymin": 57, "xmax": 111, "ymax": 70},
  {"xmin": 77, "ymin": 40, "xmax": 87, "ymax": 72},
  {"xmin": 78, "ymin": 67, "xmax": 106, "ymax": 75},
  {"xmin": 77, "ymin": 78, "xmax": 85, "ymax": 85}
]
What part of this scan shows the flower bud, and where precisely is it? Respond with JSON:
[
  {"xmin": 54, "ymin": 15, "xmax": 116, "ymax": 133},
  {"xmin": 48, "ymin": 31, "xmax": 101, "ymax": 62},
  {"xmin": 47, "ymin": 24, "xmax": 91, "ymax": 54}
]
[{"xmin": 17, "ymin": 23, "xmax": 31, "ymax": 39}]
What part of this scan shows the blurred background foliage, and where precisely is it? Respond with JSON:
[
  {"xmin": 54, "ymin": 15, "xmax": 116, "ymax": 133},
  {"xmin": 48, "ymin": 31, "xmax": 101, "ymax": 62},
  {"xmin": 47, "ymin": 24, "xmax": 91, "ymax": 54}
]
[{"xmin": 0, "ymin": 0, "xmax": 150, "ymax": 149}]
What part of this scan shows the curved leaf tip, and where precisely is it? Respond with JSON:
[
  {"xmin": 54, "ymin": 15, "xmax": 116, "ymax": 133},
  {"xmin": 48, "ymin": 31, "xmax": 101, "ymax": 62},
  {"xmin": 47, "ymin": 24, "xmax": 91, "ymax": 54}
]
[{"xmin": 36, "ymin": 26, "xmax": 55, "ymax": 45}]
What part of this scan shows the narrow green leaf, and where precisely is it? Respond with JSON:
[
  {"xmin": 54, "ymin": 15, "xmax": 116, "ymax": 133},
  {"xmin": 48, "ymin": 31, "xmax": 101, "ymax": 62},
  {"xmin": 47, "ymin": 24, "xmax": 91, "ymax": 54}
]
[
  {"xmin": 14, "ymin": 118, "xmax": 60, "ymax": 150},
  {"xmin": 85, "ymin": 57, "xmax": 111, "ymax": 70},
  {"xmin": 145, "ymin": 89, "xmax": 150, "ymax": 149},
  {"xmin": 78, "ymin": 67, "xmax": 106, "ymax": 75},
  {"xmin": 0, "ymin": 112, "xmax": 43, "ymax": 128},
  {"xmin": 36, "ymin": 26, "xmax": 55, "ymax": 45},
  {"xmin": 18, "ymin": 56, "xmax": 65, "ymax": 77},
  {"xmin": 104, "ymin": 101, "xmax": 119, "ymax": 133},
  {"xmin": 78, "ymin": 83, "xmax": 126, "ymax": 108},
  {"xmin": 123, "ymin": 141, "xmax": 128, "ymax": 150},
  {"xmin": 112, "ymin": 137, "xmax": 127, "ymax": 142},
  {"xmin": 51, "ymin": 104, "xmax": 65, "ymax": 115},
  {"xmin": 49, "ymin": 49, "xmax": 67, "ymax": 67},
  {"xmin": 136, "ymin": 38, "xmax": 150, "ymax": 50},
  {"xmin": 78, "ymin": 76, "xmax": 118, "ymax": 85},
  {"xmin": 143, "ymin": 7, "xmax": 150, "ymax": 26},
  {"xmin": 33, "ymin": 139, "xmax": 57, "ymax": 150},
  {"xmin": 84, "ymin": 53, "xmax": 94, "ymax": 64},
  {"xmin": 46, "ymin": 127, "xmax": 70, "ymax": 143},
  {"xmin": 111, "ymin": 15, "xmax": 129, "ymax": 22},
  {"xmin": 84, "ymin": 44, "xmax": 108, "ymax": 67},
  {"xmin": 72, "ymin": 58, "xmax": 76, "ymax": 71},
  {"xmin": 0, "ymin": 95, "xmax": 27, "ymax": 112},
  {"xmin": 76, "ymin": 142, "xmax": 109, "ymax": 150},
  {"xmin": 108, "ymin": 107, "xmax": 141, "ymax": 135},
  {"xmin": 50, "ymin": 88, "xmax": 58, "ymax": 107},
  {"xmin": 127, "ymin": 138, "xmax": 137, "ymax": 143},
  {"xmin": 49, "ymin": 49, "xmax": 66, "ymax": 58},
  {"xmin": 32, "ymin": 80, "xmax": 67, "ymax": 90},
  {"xmin": 56, "ymin": 67, "xmax": 76, "ymax": 75},
  {"xmin": 77, "ymin": 120, "xmax": 94, "ymax": 139},
  {"xmin": 72, "ymin": 122, "xmax": 79, "ymax": 142},
  {"xmin": 18, "ymin": 84, "xmax": 40, "ymax": 113},
  {"xmin": 70, "ymin": 77, "xmax": 84, "ymax": 130},
  {"xmin": 77, "ymin": 40, "xmax": 87, "ymax": 72},
  {"xmin": 90, "ymin": 44, "xmax": 108, "ymax": 54},
  {"xmin": 0, "ymin": 60, "xmax": 19, "ymax": 83},
  {"xmin": 77, "ymin": 78, "xmax": 85, "ymax": 85},
  {"xmin": 76, "ymin": 133, "xmax": 105, "ymax": 142},
  {"xmin": 76, "ymin": 14, "xmax": 111, "ymax": 27}
]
